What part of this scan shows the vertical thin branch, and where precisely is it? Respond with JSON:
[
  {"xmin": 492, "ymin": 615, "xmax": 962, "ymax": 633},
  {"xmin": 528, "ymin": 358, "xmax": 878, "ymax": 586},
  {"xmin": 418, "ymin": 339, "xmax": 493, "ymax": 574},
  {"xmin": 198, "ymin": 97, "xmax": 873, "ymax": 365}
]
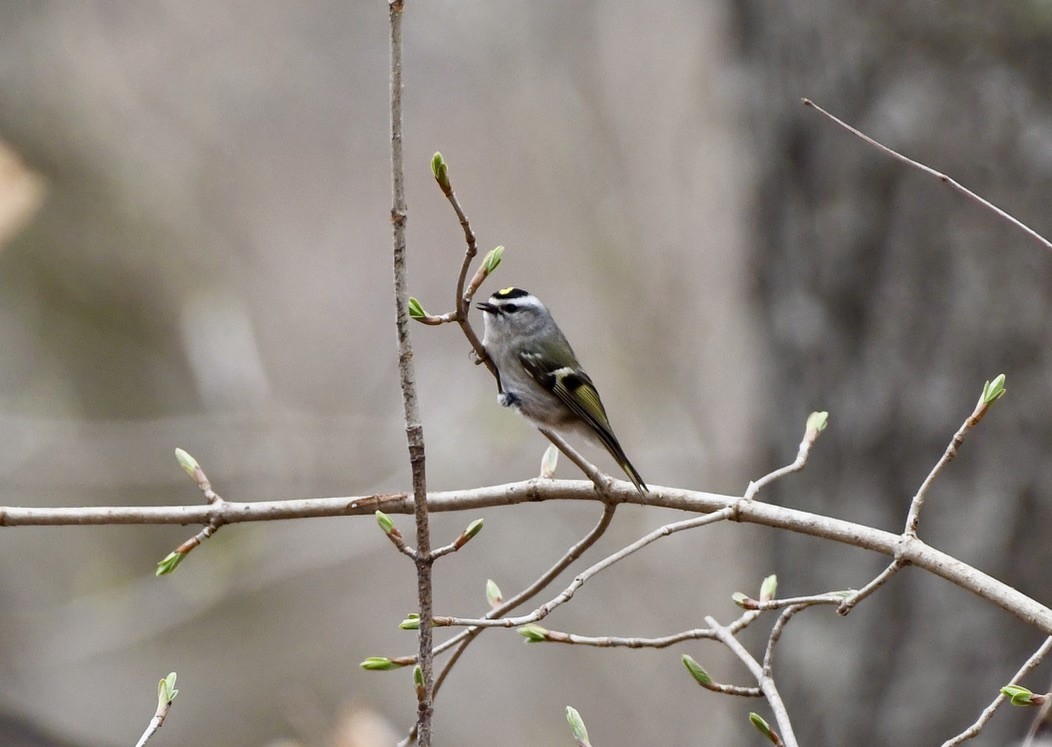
[{"xmin": 388, "ymin": 1, "xmax": 434, "ymax": 744}]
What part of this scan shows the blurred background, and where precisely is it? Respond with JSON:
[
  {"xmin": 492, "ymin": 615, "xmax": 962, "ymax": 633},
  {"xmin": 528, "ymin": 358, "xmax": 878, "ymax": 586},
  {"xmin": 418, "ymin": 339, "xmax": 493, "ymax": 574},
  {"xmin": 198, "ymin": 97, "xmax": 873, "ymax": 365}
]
[{"xmin": 0, "ymin": 1, "xmax": 1050, "ymax": 745}]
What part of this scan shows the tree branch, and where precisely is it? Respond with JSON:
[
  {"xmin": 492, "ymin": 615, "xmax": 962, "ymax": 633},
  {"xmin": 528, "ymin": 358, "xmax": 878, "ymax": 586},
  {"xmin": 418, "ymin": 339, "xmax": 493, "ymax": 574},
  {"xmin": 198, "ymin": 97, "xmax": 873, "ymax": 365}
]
[
  {"xmin": 387, "ymin": 1, "xmax": 435, "ymax": 743},
  {"xmin": 397, "ymin": 502, "xmax": 618, "ymax": 745},
  {"xmin": 803, "ymin": 99, "xmax": 1052, "ymax": 254},
  {"xmin": 944, "ymin": 635, "xmax": 1052, "ymax": 746},
  {"xmin": 705, "ymin": 614, "xmax": 798, "ymax": 747},
  {"xmin": 4, "ymin": 481, "xmax": 1052, "ymax": 635}
]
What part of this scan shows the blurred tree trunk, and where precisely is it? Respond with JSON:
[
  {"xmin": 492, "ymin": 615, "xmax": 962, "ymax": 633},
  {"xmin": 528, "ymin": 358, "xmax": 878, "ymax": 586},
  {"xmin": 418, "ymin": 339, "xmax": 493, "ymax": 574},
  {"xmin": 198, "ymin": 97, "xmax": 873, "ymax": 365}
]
[{"xmin": 733, "ymin": 2, "xmax": 1052, "ymax": 745}]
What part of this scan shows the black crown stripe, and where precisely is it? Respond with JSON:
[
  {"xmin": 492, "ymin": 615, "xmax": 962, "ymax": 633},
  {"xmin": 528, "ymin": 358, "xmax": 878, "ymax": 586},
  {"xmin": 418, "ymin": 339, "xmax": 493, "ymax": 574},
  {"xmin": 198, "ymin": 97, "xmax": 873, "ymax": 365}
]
[{"xmin": 494, "ymin": 287, "xmax": 530, "ymax": 299}]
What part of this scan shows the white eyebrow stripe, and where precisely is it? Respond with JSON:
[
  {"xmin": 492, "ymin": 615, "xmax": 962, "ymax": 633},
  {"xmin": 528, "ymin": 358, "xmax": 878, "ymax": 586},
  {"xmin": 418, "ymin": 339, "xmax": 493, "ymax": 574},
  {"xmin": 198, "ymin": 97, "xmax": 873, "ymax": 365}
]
[{"xmin": 496, "ymin": 295, "xmax": 544, "ymax": 310}]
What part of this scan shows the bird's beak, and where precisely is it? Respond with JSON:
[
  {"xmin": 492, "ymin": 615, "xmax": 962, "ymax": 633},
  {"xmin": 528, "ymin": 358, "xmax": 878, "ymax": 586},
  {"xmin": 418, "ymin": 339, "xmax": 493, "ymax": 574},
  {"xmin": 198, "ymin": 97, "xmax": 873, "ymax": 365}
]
[{"xmin": 477, "ymin": 301, "xmax": 497, "ymax": 314}]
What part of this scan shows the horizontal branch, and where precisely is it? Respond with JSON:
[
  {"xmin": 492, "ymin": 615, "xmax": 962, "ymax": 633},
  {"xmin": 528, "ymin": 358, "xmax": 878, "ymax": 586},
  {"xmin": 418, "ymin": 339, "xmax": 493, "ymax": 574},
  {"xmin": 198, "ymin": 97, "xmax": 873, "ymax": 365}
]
[{"xmin": 3, "ymin": 479, "xmax": 1050, "ymax": 634}]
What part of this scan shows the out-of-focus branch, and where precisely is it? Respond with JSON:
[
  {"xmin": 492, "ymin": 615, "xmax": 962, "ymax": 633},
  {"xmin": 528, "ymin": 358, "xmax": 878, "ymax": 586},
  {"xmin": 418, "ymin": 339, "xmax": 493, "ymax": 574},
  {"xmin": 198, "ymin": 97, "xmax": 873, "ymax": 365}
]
[{"xmin": 804, "ymin": 99, "xmax": 1052, "ymax": 254}]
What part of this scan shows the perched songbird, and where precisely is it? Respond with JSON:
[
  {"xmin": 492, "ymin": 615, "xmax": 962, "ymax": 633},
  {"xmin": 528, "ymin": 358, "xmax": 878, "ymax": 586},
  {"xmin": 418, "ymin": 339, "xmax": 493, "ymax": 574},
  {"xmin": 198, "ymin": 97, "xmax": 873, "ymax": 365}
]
[{"xmin": 477, "ymin": 287, "xmax": 647, "ymax": 493}]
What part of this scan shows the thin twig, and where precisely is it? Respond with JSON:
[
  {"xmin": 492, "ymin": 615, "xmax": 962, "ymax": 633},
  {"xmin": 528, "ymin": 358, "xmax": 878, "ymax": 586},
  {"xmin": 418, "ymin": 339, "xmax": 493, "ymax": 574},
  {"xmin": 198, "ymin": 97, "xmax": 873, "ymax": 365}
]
[
  {"xmin": 134, "ymin": 674, "xmax": 178, "ymax": 747},
  {"xmin": 439, "ymin": 174, "xmax": 497, "ymax": 381},
  {"xmin": 427, "ymin": 154, "xmax": 611, "ymax": 492},
  {"xmin": 428, "ymin": 518, "xmax": 484, "ymax": 560},
  {"xmin": 838, "ymin": 559, "xmax": 905, "ymax": 616},
  {"xmin": 537, "ymin": 610, "xmax": 761, "ymax": 649},
  {"xmin": 433, "ymin": 508, "xmax": 735, "ymax": 629},
  {"xmin": 904, "ymin": 391, "xmax": 996, "ymax": 537},
  {"xmin": 737, "ymin": 593, "xmax": 851, "ymax": 613},
  {"xmin": 705, "ymin": 615, "xmax": 798, "ymax": 747},
  {"xmin": 380, "ymin": 521, "xmax": 419, "ymax": 560},
  {"xmin": 841, "ymin": 383, "xmax": 1001, "ymax": 614},
  {"xmin": 761, "ymin": 603, "xmax": 814, "ymax": 679},
  {"xmin": 943, "ymin": 636, "xmax": 1052, "ymax": 746},
  {"xmin": 695, "ymin": 678, "xmax": 762, "ymax": 698},
  {"xmin": 538, "ymin": 427, "xmax": 609, "ymax": 492},
  {"xmin": 432, "ymin": 503, "xmax": 616, "ymax": 666},
  {"xmin": 803, "ymin": 99, "xmax": 1052, "ymax": 254},
  {"xmin": 741, "ymin": 414, "xmax": 824, "ymax": 503},
  {"xmin": 387, "ymin": 0, "xmax": 435, "ymax": 743},
  {"xmin": 399, "ymin": 503, "xmax": 618, "ymax": 746},
  {"xmin": 156, "ymin": 452, "xmax": 226, "ymax": 573}
]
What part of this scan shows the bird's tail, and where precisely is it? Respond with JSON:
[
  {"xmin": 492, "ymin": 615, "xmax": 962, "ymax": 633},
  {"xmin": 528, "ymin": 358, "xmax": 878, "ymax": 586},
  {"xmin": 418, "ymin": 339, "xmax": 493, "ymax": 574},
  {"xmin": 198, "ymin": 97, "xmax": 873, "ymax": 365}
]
[
  {"xmin": 617, "ymin": 453, "xmax": 648, "ymax": 494},
  {"xmin": 602, "ymin": 438, "xmax": 647, "ymax": 495}
]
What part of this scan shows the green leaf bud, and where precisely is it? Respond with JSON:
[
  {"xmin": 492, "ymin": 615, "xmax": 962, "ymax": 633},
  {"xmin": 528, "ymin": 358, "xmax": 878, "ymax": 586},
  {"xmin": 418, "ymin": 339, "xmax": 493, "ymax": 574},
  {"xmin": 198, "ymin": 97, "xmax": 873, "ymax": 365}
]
[
  {"xmin": 749, "ymin": 712, "xmax": 775, "ymax": 740},
  {"xmin": 982, "ymin": 374, "xmax": 1007, "ymax": 404},
  {"xmin": 155, "ymin": 551, "xmax": 186, "ymax": 577},
  {"xmin": 565, "ymin": 706, "xmax": 590, "ymax": 743},
  {"xmin": 174, "ymin": 448, "xmax": 199, "ymax": 477},
  {"xmin": 360, "ymin": 657, "xmax": 403, "ymax": 671},
  {"xmin": 464, "ymin": 518, "xmax": 484, "ymax": 540},
  {"xmin": 682, "ymin": 654, "xmax": 712, "ymax": 686},
  {"xmin": 430, "ymin": 152, "xmax": 450, "ymax": 192},
  {"xmin": 760, "ymin": 574, "xmax": 778, "ymax": 602},
  {"xmin": 518, "ymin": 623, "xmax": 549, "ymax": 642},
  {"xmin": 157, "ymin": 672, "xmax": 179, "ymax": 706},
  {"xmin": 376, "ymin": 510, "xmax": 396, "ymax": 535},
  {"xmin": 483, "ymin": 245, "xmax": 504, "ymax": 273},
  {"xmin": 486, "ymin": 579, "xmax": 503, "ymax": 607}
]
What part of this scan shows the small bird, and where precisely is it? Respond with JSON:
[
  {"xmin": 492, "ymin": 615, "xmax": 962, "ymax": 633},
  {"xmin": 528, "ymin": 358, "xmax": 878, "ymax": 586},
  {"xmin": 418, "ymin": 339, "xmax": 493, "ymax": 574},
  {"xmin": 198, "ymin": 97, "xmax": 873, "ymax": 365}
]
[{"xmin": 477, "ymin": 287, "xmax": 647, "ymax": 493}]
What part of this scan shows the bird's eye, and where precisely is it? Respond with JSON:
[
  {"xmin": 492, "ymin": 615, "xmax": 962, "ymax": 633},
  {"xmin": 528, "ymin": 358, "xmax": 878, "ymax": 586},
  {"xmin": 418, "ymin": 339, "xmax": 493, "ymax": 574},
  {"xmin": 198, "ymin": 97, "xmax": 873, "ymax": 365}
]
[{"xmin": 503, "ymin": 303, "xmax": 519, "ymax": 313}]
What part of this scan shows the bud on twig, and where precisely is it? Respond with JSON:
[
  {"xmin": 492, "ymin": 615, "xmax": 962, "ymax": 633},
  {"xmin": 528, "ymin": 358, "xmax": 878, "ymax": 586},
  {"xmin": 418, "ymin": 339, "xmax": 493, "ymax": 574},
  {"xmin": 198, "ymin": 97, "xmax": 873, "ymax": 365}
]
[
  {"xmin": 360, "ymin": 656, "xmax": 408, "ymax": 671},
  {"xmin": 413, "ymin": 665, "xmax": 426, "ymax": 701},
  {"xmin": 453, "ymin": 518, "xmax": 484, "ymax": 549},
  {"xmin": 565, "ymin": 706, "xmax": 592, "ymax": 747},
  {"xmin": 518, "ymin": 623, "xmax": 549, "ymax": 642},
  {"xmin": 486, "ymin": 579, "xmax": 503, "ymax": 608},
  {"xmin": 157, "ymin": 672, "xmax": 179, "ymax": 709},
  {"xmin": 540, "ymin": 443, "xmax": 559, "ymax": 479},
  {"xmin": 430, "ymin": 152, "xmax": 451, "ymax": 195},
  {"xmin": 1002, "ymin": 684, "xmax": 1047, "ymax": 706},
  {"xmin": 155, "ymin": 551, "xmax": 186, "ymax": 577},
  {"xmin": 981, "ymin": 373, "xmax": 1007, "ymax": 405},
  {"xmin": 174, "ymin": 448, "xmax": 199, "ymax": 478},
  {"xmin": 749, "ymin": 712, "xmax": 783, "ymax": 745},
  {"xmin": 760, "ymin": 574, "xmax": 778, "ymax": 602},
  {"xmin": 682, "ymin": 654, "xmax": 713, "ymax": 686}
]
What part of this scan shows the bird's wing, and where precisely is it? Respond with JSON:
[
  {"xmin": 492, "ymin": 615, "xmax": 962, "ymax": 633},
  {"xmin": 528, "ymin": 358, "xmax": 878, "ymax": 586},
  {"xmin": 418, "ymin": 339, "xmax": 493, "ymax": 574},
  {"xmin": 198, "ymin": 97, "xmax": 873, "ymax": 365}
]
[
  {"xmin": 519, "ymin": 348, "xmax": 648, "ymax": 493},
  {"xmin": 518, "ymin": 350, "xmax": 614, "ymax": 440}
]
